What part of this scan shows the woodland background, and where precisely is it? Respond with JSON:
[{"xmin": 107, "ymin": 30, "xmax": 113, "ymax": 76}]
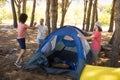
[{"xmin": 0, "ymin": 0, "xmax": 120, "ymax": 80}]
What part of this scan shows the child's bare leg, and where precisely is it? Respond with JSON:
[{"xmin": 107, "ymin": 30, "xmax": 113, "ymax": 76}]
[
  {"xmin": 15, "ymin": 49, "xmax": 26, "ymax": 63},
  {"xmin": 20, "ymin": 55, "xmax": 23, "ymax": 63}
]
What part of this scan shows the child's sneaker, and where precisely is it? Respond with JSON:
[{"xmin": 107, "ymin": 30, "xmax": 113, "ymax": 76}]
[{"xmin": 14, "ymin": 63, "xmax": 22, "ymax": 68}]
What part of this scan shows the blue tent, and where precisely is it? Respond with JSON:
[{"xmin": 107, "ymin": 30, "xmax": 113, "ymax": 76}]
[{"xmin": 25, "ymin": 25, "xmax": 91, "ymax": 80}]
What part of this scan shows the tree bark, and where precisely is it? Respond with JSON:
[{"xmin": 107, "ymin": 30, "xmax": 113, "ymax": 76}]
[
  {"xmin": 110, "ymin": 0, "xmax": 120, "ymax": 67},
  {"xmin": 82, "ymin": 0, "xmax": 88, "ymax": 30},
  {"xmin": 109, "ymin": 32, "xmax": 114, "ymax": 44},
  {"xmin": 90, "ymin": 0, "xmax": 97, "ymax": 31},
  {"xmin": 30, "ymin": 0, "xmax": 36, "ymax": 27},
  {"xmin": 60, "ymin": 0, "xmax": 72, "ymax": 27},
  {"xmin": 108, "ymin": 0, "xmax": 116, "ymax": 32},
  {"xmin": 85, "ymin": 0, "xmax": 93, "ymax": 31},
  {"xmin": 11, "ymin": 0, "xmax": 17, "ymax": 28},
  {"xmin": 14, "ymin": 0, "xmax": 22, "ymax": 18},
  {"xmin": 51, "ymin": 0, "xmax": 58, "ymax": 32},
  {"xmin": 95, "ymin": 3, "xmax": 98, "ymax": 21},
  {"xmin": 46, "ymin": 0, "xmax": 51, "ymax": 33},
  {"xmin": 22, "ymin": 0, "xmax": 27, "ymax": 13}
]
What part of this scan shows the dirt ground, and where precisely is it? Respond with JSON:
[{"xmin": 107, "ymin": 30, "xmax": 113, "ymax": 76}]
[{"xmin": 0, "ymin": 25, "xmax": 119, "ymax": 80}]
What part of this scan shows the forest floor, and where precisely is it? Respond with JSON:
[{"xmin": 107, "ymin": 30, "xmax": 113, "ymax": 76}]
[{"xmin": 0, "ymin": 25, "xmax": 119, "ymax": 80}]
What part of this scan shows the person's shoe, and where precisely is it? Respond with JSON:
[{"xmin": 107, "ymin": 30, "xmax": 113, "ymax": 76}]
[{"xmin": 14, "ymin": 63, "xmax": 22, "ymax": 68}]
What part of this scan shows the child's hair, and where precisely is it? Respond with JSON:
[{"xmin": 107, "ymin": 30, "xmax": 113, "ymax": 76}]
[
  {"xmin": 19, "ymin": 13, "xmax": 28, "ymax": 23},
  {"xmin": 98, "ymin": 26, "xmax": 102, "ymax": 32}
]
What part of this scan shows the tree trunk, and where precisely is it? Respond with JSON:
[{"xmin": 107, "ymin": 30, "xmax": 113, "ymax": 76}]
[
  {"xmin": 51, "ymin": 0, "xmax": 58, "ymax": 32},
  {"xmin": 85, "ymin": 0, "xmax": 93, "ymax": 31},
  {"xmin": 96, "ymin": 5, "xmax": 98, "ymax": 21},
  {"xmin": 82, "ymin": 0, "xmax": 88, "ymax": 30},
  {"xmin": 22, "ymin": 0, "xmax": 26, "ymax": 13},
  {"xmin": 46, "ymin": 0, "xmax": 51, "ymax": 33},
  {"xmin": 17, "ymin": 1, "xmax": 21, "ymax": 18},
  {"xmin": 60, "ymin": 0, "xmax": 72, "ymax": 27},
  {"xmin": 110, "ymin": 0, "xmax": 120, "ymax": 67},
  {"xmin": 60, "ymin": 0, "xmax": 66, "ymax": 27},
  {"xmin": 90, "ymin": 0, "xmax": 97, "ymax": 31},
  {"xmin": 11, "ymin": 0, "xmax": 17, "ymax": 28},
  {"xmin": 14, "ymin": 0, "xmax": 22, "ymax": 19},
  {"xmin": 30, "ymin": 0, "xmax": 36, "ymax": 27},
  {"xmin": 109, "ymin": 32, "xmax": 114, "ymax": 44},
  {"xmin": 108, "ymin": 0, "xmax": 116, "ymax": 32}
]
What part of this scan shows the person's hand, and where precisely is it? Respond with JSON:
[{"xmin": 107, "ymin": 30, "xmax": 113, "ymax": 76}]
[
  {"xmin": 77, "ymin": 34, "xmax": 82, "ymax": 38},
  {"xmin": 33, "ymin": 22, "xmax": 37, "ymax": 26},
  {"xmin": 31, "ymin": 22, "xmax": 37, "ymax": 30},
  {"xmin": 77, "ymin": 34, "xmax": 85, "ymax": 39}
]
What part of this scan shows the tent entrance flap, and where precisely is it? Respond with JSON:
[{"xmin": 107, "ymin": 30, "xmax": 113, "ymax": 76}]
[{"xmin": 47, "ymin": 49, "xmax": 77, "ymax": 70}]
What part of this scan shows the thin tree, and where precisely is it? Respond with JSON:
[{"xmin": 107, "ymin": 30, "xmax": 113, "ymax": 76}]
[
  {"xmin": 11, "ymin": 0, "xmax": 17, "ymax": 28},
  {"xmin": 85, "ymin": 0, "xmax": 93, "ymax": 31},
  {"xmin": 14, "ymin": 0, "xmax": 22, "ymax": 18},
  {"xmin": 30, "ymin": 0, "xmax": 36, "ymax": 27},
  {"xmin": 108, "ymin": 0, "xmax": 116, "ymax": 32},
  {"xmin": 22, "ymin": 0, "xmax": 27, "ymax": 13},
  {"xmin": 110, "ymin": 0, "xmax": 120, "ymax": 67},
  {"xmin": 82, "ymin": 0, "xmax": 88, "ymax": 30},
  {"xmin": 60, "ymin": 0, "xmax": 72, "ymax": 27},
  {"xmin": 50, "ymin": 0, "xmax": 58, "ymax": 32},
  {"xmin": 95, "ymin": 4, "xmax": 98, "ymax": 21},
  {"xmin": 46, "ymin": 0, "xmax": 51, "ymax": 33},
  {"xmin": 90, "ymin": 0, "xmax": 97, "ymax": 31}
]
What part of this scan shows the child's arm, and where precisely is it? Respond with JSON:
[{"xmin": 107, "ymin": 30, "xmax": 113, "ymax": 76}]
[
  {"xmin": 28, "ymin": 22, "xmax": 37, "ymax": 30},
  {"xmin": 77, "ymin": 34, "xmax": 94, "ymax": 40}
]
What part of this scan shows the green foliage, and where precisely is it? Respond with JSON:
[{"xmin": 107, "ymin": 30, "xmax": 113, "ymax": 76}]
[
  {"xmin": 104, "ymin": 6, "xmax": 111, "ymax": 14},
  {"xmin": 99, "ymin": 12, "xmax": 110, "ymax": 26},
  {"xmin": 100, "ymin": 5, "xmax": 111, "ymax": 14},
  {"xmin": 0, "ymin": 7, "xmax": 12, "ymax": 18},
  {"xmin": 98, "ymin": 5, "xmax": 112, "ymax": 26},
  {"xmin": 0, "ymin": 0, "xmax": 112, "ymax": 27},
  {"xmin": 0, "ymin": 0, "xmax": 7, "ymax": 7},
  {"xmin": 0, "ymin": 17, "xmax": 2, "ymax": 24}
]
